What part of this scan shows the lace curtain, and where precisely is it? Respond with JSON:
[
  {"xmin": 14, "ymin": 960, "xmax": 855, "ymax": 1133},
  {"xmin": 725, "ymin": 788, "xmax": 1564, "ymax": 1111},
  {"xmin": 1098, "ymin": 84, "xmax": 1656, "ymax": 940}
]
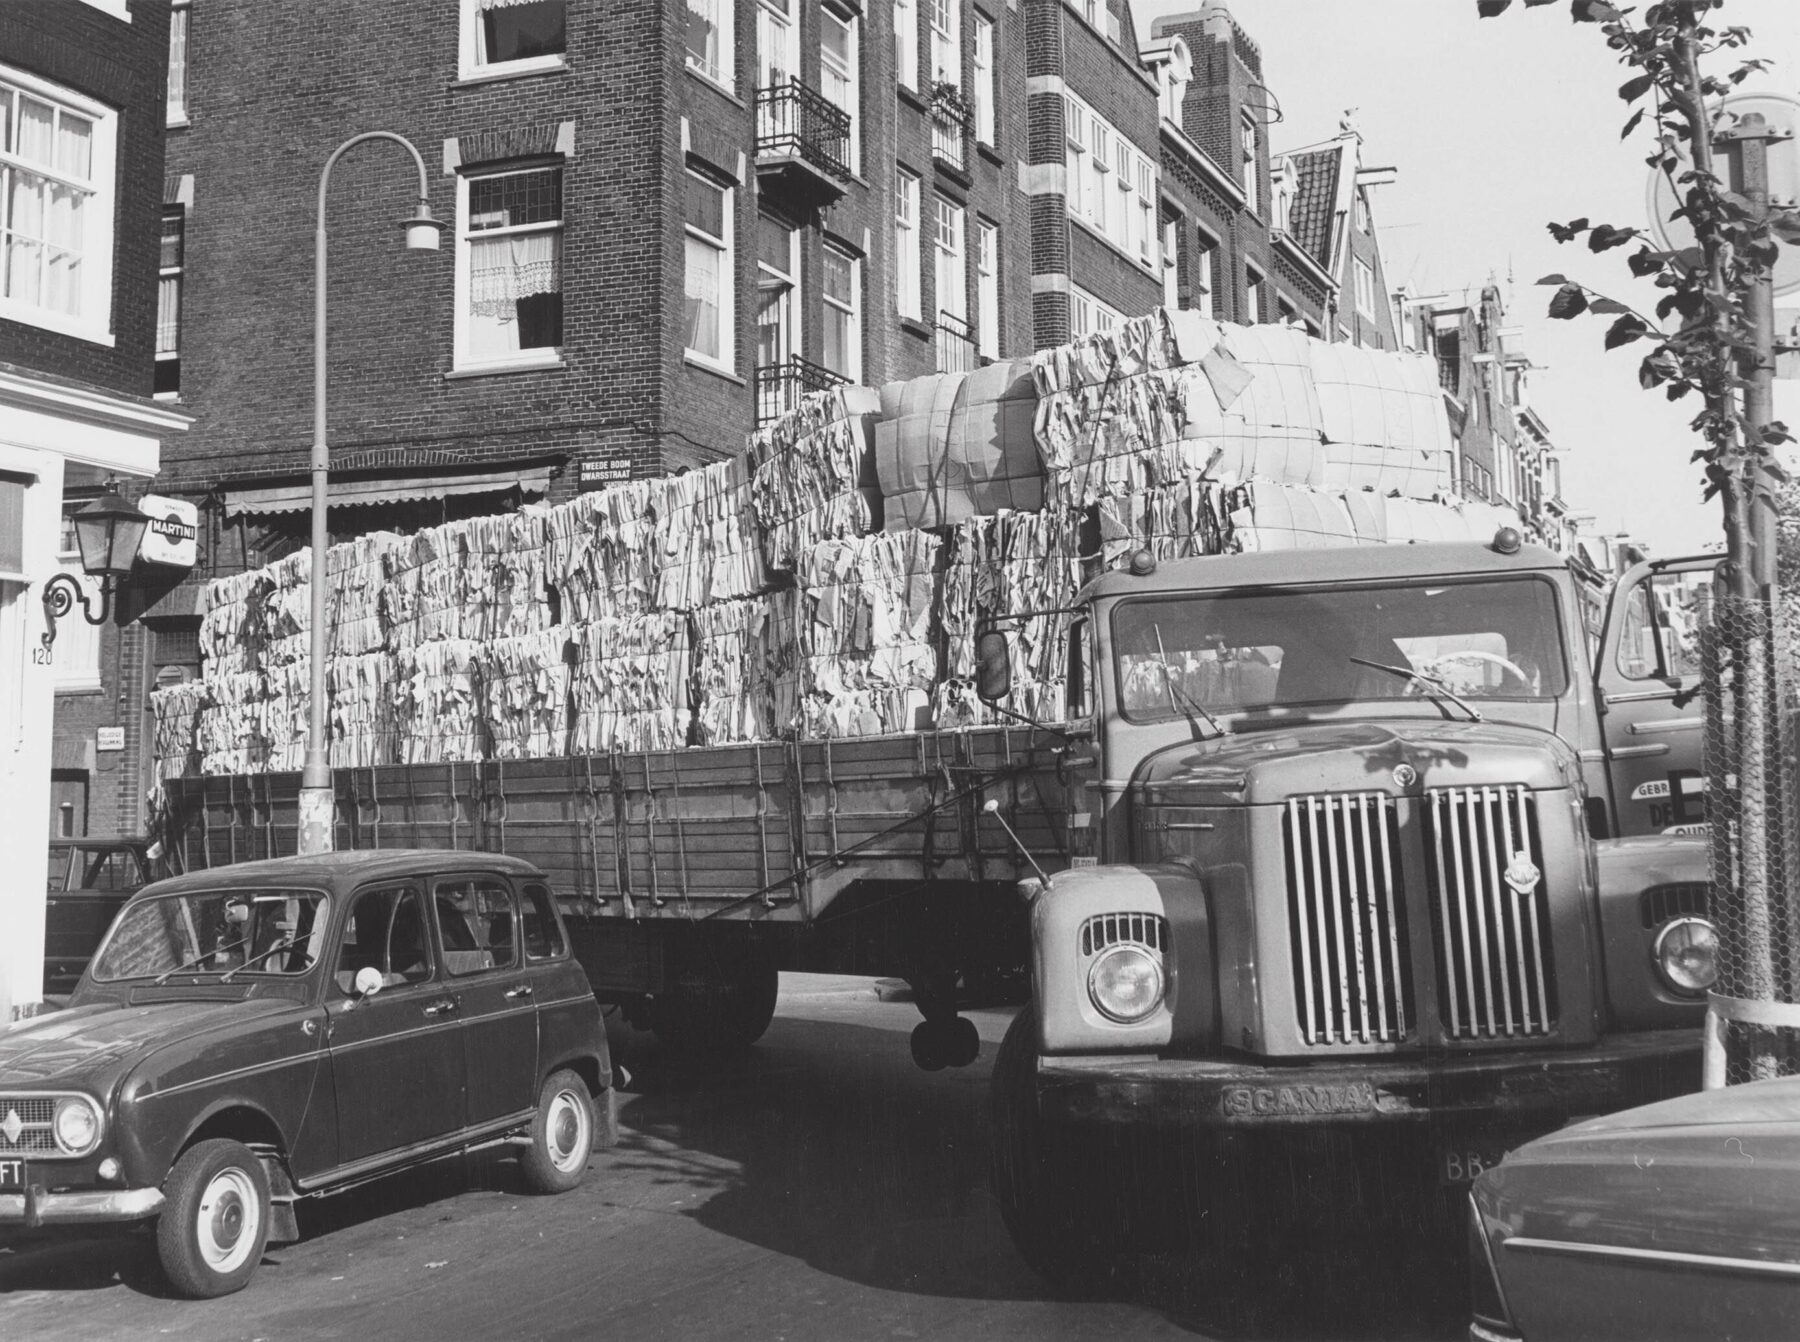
[
  {"xmin": 469, "ymin": 232, "xmax": 560, "ymax": 318},
  {"xmin": 5, "ymin": 96, "xmax": 92, "ymax": 316}
]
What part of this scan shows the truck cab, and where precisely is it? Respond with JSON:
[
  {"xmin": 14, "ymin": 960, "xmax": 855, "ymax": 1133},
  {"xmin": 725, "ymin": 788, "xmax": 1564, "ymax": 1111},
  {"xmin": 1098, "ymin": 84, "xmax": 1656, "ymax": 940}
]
[{"xmin": 989, "ymin": 534, "xmax": 1716, "ymax": 1285}]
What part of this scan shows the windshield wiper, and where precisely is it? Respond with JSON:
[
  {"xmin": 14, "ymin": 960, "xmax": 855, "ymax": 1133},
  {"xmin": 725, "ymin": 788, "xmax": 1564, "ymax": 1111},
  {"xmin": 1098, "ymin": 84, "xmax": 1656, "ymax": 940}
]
[
  {"xmin": 219, "ymin": 935, "xmax": 304, "ymax": 983},
  {"xmin": 154, "ymin": 936, "xmax": 249, "ymax": 985},
  {"xmin": 1348, "ymin": 656, "xmax": 1483, "ymax": 723},
  {"xmin": 1154, "ymin": 624, "xmax": 1227, "ymax": 739}
]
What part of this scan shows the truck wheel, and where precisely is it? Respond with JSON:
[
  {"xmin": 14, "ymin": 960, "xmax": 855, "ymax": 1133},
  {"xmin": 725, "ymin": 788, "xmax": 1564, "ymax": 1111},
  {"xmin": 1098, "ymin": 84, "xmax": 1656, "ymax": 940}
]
[
  {"xmin": 652, "ymin": 956, "xmax": 779, "ymax": 1055},
  {"xmin": 989, "ymin": 1010, "xmax": 1128, "ymax": 1297},
  {"xmin": 156, "ymin": 1138, "xmax": 272, "ymax": 1298},
  {"xmin": 521, "ymin": 1068, "xmax": 594, "ymax": 1194}
]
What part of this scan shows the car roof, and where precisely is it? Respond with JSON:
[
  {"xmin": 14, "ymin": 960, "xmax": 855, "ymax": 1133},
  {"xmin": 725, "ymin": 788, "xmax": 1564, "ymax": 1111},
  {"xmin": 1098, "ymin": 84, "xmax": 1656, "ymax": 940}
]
[
  {"xmin": 138, "ymin": 849, "xmax": 545, "ymax": 898},
  {"xmin": 1079, "ymin": 540, "xmax": 1568, "ymax": 603}
]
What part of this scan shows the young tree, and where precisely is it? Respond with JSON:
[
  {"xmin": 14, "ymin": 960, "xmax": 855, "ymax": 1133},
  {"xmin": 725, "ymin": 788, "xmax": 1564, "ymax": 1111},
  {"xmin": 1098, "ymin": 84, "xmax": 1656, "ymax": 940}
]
[{"xmin": 1479, "ymin": 0, "xmax": 1800, "ymax": 1085}]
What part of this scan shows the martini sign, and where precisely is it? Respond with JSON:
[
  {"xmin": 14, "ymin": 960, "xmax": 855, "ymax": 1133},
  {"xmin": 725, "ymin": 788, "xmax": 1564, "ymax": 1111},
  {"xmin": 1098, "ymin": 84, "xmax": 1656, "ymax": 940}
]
[{"xmin": 137, "ymin": 494, "xmax": 198, "ymax": 568}]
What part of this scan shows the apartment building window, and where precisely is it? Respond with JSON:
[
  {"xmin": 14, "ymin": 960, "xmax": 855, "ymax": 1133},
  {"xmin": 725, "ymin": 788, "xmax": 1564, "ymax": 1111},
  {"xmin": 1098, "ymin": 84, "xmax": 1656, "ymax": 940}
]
[
  {"xmin": 683, "ymin": 169, "xmax": 734, "ymax": 369},
  {"xmin": 1069, "ymin": 285, "xmax": 1122, "ymax": 340},
  {"xmin": 167, "ymin": 0, "xmax": 190, "ymax": 125},
  {"xmin": 457, "ymin": 165, "xmax": 563, "ymax": 370},
  {"xmin": 895, "ymin": 168, "xmax": 921, "ymax": 319},
  {"xmin": 685, "ymin": 0, "xmax": 734, "ymax": 88},
  {"xmin": 976, "ymin": 219, "xmax": 998, "ymax": 361},
  {"xmin": 462, "ymin": 0, "xmax": 567, "ymax": 79},
  {"xmin": 820, "ymin": 6, "xmax": 858, "ymax": 172},
  {"xmin": 0, "ymin": 473, "xmax": 22, "ymax": 581},
  {"xmin": 1134, "ymin": 156, "xmax": 1154, "ymax": 263},
  {"xmin": 1354, "ymin": 256, "xmax": 1376, "ymax": 317},
  {"xmin": 822, "ymin": 244, "xmax": 861, "ymax": 382},
  {"xmin": 0, "ymin": 69, "xmax": 117, "ymax": 343},
  {"xmin": 1244, "ymin": 265, "xmax": 1263, "ymax": 325},
  {"xmin": 1354, "ymin": 191, "xmax": 1370, "ymax": 234},
  {"xmin": 1088, "ymin": 121, "xmax": 1108, "ymax": 233},
  {"xmin": 971, "ymin": 13, "xmax": 995, "ymax": 145},
  {"xmin": 155, "ymin": 207, "xmax": 184, "ymax": 397},
  {"xmin": 1063, "ymin": 98, "xmax": 1085, "ymax": 219},
  {"xmin": 929, "ymin": 0, "xmax": 960, "ymax": 86},
  {"xmin": 1194, "ymin": 231, "xmax": 1215, "ymax": 314},
  {"xmin": 895, "ymin": 0, "xmax": 918, "ymax": 90},
  {"xmin": 756, "ymin": 215, "xmax": 800, "ymax": 423},
  {"xmin": 52, "ymin": 510, "xmax": 101, "ymax": 693},
  {"xmin": 1161, "ymin": 218, "xmax": 1179, "ymax": 309},
  {"xmin": 1241, "ymin": 110, "xmax": 1259, "ymax": 213},
  {"xmin": 758, "ymin": 0, "xmax": 798, "ymax": 91},
  {"xmin": 933, "ymin": 195, "xmax": 965, "ymax": 321},
  {"xmin": 1061, "ymin": 93, "xmax": 1157, "ymax": 270}
]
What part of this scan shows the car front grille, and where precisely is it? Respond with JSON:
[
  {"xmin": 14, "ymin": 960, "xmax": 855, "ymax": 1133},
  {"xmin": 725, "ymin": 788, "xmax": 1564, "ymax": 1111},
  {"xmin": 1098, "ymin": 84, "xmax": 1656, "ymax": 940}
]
[{"xmin": 0, "ymin": 1097, "xmax": 58, "ymax": 1155}]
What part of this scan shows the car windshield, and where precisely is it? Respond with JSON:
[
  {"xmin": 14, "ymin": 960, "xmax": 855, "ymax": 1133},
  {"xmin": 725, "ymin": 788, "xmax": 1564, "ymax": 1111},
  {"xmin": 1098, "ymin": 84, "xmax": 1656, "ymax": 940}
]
[
  {"xmin": 90, "ymin": 888, "xmax": 331, "ymax": 982},
  {"xmin": 1113, "ymin": 576, "xmax": 1569, "ymax": 722}
]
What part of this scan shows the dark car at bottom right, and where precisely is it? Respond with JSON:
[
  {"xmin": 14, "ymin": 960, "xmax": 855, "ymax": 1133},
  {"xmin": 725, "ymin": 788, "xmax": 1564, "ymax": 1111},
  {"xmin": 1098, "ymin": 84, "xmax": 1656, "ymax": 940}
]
[{"xmin": 1468, "ymin": 1075, "xmax": 1800, "ymax": 1342}]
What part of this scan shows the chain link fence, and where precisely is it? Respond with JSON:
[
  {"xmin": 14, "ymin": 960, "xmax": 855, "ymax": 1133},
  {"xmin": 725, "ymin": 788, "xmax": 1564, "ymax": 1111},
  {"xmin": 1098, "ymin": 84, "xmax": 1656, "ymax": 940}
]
[{"xmin": 1704, "ymin": 582, "xmax": 1800, "ymax": 1084}]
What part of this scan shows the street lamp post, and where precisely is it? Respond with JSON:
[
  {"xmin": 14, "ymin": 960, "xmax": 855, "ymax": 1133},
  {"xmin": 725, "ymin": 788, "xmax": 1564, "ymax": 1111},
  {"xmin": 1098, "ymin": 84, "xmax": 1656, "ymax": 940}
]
[{"xmin": 298, "ymin": 132, "xmax": 444, "ymax": 857}]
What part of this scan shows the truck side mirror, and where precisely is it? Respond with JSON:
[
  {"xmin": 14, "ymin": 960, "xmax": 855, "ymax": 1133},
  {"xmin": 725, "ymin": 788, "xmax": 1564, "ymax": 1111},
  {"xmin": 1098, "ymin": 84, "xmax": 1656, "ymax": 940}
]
[{"xmin": 975, "ymin": 630, "xmax": 1012, "ymax": 704}]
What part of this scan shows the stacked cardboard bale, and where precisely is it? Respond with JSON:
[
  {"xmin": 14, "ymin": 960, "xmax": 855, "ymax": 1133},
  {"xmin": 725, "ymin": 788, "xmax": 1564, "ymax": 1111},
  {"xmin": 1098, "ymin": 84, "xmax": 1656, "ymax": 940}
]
[{"xmin": 747, "ymin": 384, "xmax": 883, "ymax": 571}]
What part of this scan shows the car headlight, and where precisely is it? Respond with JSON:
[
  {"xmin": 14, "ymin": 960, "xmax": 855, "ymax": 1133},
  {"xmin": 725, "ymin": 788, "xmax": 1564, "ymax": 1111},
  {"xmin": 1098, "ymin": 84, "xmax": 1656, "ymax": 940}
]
[
  {"xmin": 1088, "ymin": 943, "xmax": 1165, "ymax": 1023},
  {"xmin": 53, "ymin": 1095, "xmax": 101, "ymax": 1156},
  {"xmin": 1654, "ymin": 916, "xmax": 1718, "ymax": 997}
]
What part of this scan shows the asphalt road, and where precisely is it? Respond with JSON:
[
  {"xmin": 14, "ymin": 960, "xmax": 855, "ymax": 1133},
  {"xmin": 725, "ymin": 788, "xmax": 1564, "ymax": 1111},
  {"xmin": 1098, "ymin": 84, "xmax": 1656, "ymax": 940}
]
[{"xmin": 0, "ymin": 979, "xmax": 1468, "ymax": 1341}]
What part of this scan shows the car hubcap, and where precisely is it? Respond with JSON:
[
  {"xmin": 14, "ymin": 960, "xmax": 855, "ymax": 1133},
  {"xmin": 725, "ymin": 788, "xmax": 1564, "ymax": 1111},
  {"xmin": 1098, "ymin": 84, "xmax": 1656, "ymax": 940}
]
[
  {"xmin": 198, "ymin": 1168, "xmax": 260, "ymax": 1272},
  {"xmin": 549, "ymin": 1091, "xmax": 586, "ymax": 1171}
]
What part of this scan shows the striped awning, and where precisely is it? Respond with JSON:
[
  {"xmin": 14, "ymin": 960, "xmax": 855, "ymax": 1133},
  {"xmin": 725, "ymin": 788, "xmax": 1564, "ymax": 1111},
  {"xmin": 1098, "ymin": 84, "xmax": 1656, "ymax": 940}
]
[{"xmin": 222, "ymin": 464, "xmax": 553, "ymax": 518}]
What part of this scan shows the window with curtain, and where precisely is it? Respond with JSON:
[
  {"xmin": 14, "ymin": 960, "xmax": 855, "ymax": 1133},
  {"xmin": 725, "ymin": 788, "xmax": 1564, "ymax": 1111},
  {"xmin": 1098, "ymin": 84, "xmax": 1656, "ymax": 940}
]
[
  {"xmin": 684, "ymin": 169, "xmax": 733, "ymax": 367},
  {"xmin": 933, "ymin": 194, "xmax": 964, "ymax": 322},
  {"xmin": 458, "ymin": 166, "xmax": 564, "ymax": 368},
  {"xmin": 685, "ymin": 0, "xmax": 733, "ymax": 88},
  {"xmin": 976, "ymin": 219, "xmax": 998, "ymax": 361},
  {"xmin": 1061, "ymin": 92, "xmax": 1158, "ymax": 269},
  {"xmin": 822, "ymin": 245, "xmax": 860, "ymax": 382},
  {"xmin": 0, "ymin": 70, "xmax": 114, "ymax": 340},
  {"xmin": 971, "ymin": 13, "xmax": 994, "ymax": 145},
  {"xmin": 820, "ymin": 6, "xmax": 858, "ymax": 171},
  {"xmin": 167, "ymin": 0, "xmax": 190, "ymax": 124},
  {"xmin": 894, "ymin": 0, "xmax": 918, "ymax": 90},
  {"xmin": 928, "ymin": 0, "xmax": 959, "ymax": 86},
  {"xmin": 894, "ymin": 168, "xmax": 920, "ymax": 319},
  {"xmin": 464, "ymin": 0, "xmax": 567, "ymax": 75},
  {"xmin": 156, "ymin": 207, "xmax": 183, "ymax": 396}
]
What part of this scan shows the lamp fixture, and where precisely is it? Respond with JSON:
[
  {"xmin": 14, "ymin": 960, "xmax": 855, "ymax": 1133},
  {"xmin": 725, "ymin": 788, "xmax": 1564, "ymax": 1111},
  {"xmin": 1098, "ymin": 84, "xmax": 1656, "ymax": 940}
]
[{"xmin": 41, "ymin": 486, "xmax": 150, "ymax": 650}]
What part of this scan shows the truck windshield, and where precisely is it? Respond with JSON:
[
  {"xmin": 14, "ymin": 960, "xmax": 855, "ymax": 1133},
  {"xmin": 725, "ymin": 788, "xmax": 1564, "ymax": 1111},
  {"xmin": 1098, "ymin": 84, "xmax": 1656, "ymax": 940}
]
[
  {"xmin": 90, "ymin": 889, "xmax": 331, "ymax": 982},
  {"xmin": 1113, "ymin": 576, "xmax": 1569, "ymax": 721}
]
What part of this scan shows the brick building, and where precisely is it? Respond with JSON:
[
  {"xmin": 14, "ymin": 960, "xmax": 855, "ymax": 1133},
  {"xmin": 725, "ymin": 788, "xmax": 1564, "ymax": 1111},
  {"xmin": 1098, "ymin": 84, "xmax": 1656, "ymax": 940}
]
[
  {"xmin": 0, "ymin": 0, "xmax": 188, "ymax": 1016},
  {"xmin": 1273, "ymin": 122, "xmax": 1400, "ymax": 348}
]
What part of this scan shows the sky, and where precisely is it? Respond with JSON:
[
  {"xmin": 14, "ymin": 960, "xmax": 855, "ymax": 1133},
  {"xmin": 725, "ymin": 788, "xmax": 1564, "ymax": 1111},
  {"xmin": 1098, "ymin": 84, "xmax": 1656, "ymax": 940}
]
[{"xmin": 1137, "ymin": 0, "xmax": 1800, "ymax": 555}]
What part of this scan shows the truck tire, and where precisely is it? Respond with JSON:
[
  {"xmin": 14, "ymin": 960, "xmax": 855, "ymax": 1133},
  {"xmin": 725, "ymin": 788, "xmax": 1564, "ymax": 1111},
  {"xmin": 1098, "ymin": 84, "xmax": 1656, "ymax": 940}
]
[
  {"xmin": 651, "ymin": 955, "xmax": 779, "ymax": 1055},
  {"xmin": 988, "ymin": 1009, "xmax": 1129, "ymax": 1297},
  {"xmin": 520, "ymin": 1068, "xmax": 595, "ymax": 1194},
  {"xmin": 156, "ymin": 1138, "xmax": 272, "ymax": 1298}
]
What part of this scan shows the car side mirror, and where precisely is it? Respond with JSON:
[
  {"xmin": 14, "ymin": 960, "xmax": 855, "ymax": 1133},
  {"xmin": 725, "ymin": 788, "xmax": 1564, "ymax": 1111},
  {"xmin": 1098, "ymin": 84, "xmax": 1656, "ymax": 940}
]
[
  {"xmin": 353, "ymin": 966, "xmax": 385, "ymax": 999},
  {"xmin": 975, "ymin": 629, "xmax": 1012, "ymax": 704}
]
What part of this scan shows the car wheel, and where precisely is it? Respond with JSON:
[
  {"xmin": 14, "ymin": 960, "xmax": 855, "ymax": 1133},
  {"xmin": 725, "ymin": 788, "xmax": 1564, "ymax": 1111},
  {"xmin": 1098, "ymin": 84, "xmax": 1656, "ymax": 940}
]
[
  {"xmin": 521, "ymin": 1068, "xmax": 594, "ymax": 1194},
  {"xmin": 651, "ymin": 955, "xmax": 779, "ymax": 1055},
  {"xmin": 156, "ymin": 1138, "xmax": 272, "ymax": 1298}
]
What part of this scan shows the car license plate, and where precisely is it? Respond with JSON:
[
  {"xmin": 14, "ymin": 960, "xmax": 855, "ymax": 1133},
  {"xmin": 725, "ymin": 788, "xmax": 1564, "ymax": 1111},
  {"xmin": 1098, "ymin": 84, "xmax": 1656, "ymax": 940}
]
[
  {"xmin": 0, "ymin": 1157, "xmax": 25, "ymax": 1191},
  {"xmin": 1438, "ymin": 1140, "xmax": 1512, "ymax": 1187}
]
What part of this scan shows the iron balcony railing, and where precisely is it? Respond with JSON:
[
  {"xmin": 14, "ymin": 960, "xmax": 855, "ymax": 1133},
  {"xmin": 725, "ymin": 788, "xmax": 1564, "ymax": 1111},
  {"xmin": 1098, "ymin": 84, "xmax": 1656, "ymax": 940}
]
[
  {"xmin": 755, "ymin": 80, "xmax": 853, "ymax": 183},
  {"xmin": 755, "ymin": 354, "xmax": 847, "ymax": 424},
  {"xmin": 930, "ymin": 82, "xmax": 970, "ymax": 172},
  {"xmin": 934, "ymin": 310, "xmax": 976, "ymax": 374}
]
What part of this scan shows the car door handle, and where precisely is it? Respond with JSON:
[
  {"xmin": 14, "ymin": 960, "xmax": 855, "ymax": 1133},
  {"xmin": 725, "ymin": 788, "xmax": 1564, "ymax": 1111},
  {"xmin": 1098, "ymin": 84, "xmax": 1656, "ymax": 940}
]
[
  {"xmin": 422, "ymin": 999, "xmax": 458, "ymax": 1017},
  {"xmin": 504, "ymin": 985, "xmax": 533, "ymax": 1000}
]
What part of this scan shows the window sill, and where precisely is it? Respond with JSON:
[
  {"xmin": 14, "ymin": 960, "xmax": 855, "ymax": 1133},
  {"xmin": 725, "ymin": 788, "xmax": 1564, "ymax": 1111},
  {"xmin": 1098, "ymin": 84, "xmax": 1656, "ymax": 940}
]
[
  {"xmin": 975, "ymin": 141, "xmax": 1003, "ymax": 169},
  {"xmin": 0, "ymin": 302, "xmax": 116, "ymax": 347},
  {"xmin": 452, "ymin": 56, "xmax": 569, "ymax": 89},
  {"xmin": 683, "ymin": 353, "xmax": 745, "ymax": 386},
  {"xmin": 54, "ymin": 681, "xmax": 104, "ymax": 696},
  {"xmin": 683, "ymin": 64, "xmax": 744, "ymax": 108},
  {"xmin": 444, "ymin": 353, "xmax": 566, "ymax": 380},
  {"xmin": 898, "ymin": 317, "xmax": 933, "ymax": 341},
  {"xmin": 166, "ymin": 114, "xmax": 190, "ymax": 130},
  {"xmin": 1065, "ymin": 213, "xmax": 1161, "ymax": 279},
  {"xmin": 896, "ymin": 84, "xmax": 927, "ymax": 113},
  {"xmin": 153, "ymin": 391, "xmax": 182, "ymax": 403}
]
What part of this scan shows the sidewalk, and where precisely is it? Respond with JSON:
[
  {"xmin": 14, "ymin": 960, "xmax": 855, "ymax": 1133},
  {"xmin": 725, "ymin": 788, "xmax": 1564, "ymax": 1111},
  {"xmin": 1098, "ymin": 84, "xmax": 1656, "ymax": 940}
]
[{"xmin": 777, "ymin": 972, "xmax": 913, "ymax": 1003}]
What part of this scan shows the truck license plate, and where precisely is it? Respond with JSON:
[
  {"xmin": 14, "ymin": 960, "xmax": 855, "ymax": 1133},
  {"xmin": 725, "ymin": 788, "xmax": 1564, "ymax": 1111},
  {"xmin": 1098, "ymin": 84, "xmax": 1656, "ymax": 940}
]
[
  {"xmin": 1438, "ymin": 1141, "xmax": 1512, "ymax": 1187},
  {"xmin": 0, "ymin": 1157, "xmax": 25, "ymax": 1190}
]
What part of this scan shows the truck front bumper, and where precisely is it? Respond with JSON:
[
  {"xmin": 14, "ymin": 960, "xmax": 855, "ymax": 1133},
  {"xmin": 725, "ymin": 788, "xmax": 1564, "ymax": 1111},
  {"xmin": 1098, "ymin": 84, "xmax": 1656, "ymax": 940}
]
[
  {"xmin": 1038, "ymin": 1028, "xmax": 1701, "ymax": 1133},
  {"xmin": 0, "ymin": 1185, "xmax": 164, "ymax": 1230}
]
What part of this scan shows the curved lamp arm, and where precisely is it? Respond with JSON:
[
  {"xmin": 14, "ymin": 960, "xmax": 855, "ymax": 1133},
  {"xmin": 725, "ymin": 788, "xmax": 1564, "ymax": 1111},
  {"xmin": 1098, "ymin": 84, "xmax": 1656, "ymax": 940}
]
[{"xmin": 41, "ymin": 572, "xmax": 111, "ymax": 650}]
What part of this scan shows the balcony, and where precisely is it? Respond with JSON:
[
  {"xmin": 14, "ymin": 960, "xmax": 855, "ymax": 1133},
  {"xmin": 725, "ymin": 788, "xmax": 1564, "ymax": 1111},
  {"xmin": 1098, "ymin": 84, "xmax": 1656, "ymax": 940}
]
[
  {"xmin": 755, "ymin": 80, "xmax": 853, "ymax": 212},
  {"xmin": 756, "ymin": 354, "xmax": 847, "ymax": 424},
  {"xmin": 934, "ymin": 310, "xmax": 976, "ymax": 375},
  {"xmin": 930, "ymin": 82, "xmax": 970, "ymax": 174}
]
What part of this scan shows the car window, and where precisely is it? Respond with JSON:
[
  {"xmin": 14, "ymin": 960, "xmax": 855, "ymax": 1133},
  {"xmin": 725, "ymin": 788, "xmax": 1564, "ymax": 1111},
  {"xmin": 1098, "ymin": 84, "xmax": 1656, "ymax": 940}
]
[
  {"xmin": 336, "ymin": 884, "xmax": 433, "ymax": 993},
  {"xmin": 81, "ymin": 849, "xmax": 144, "ymax": 890},
  {"xmin": 434, "ymin": 878, "xmax": 518, "ymax": 976},
  {"xmin": 91, "ymin": 888, "xmax": 330, "ymax": 981},
  {"xmin": 45, "ymin": 847, "xmax": 72, "ymax": 893},
  {"xmin": 1614, "ymin": 570, "xmax": 1708, "ymax": 681},
  {"xmin": 520, "ymin": 882, "xmax": 566, "ymax": 961}
]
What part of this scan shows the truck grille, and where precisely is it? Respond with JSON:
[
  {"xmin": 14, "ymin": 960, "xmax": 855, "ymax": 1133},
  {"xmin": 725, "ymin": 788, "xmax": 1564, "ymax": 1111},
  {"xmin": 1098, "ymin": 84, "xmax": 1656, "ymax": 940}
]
[
  {"xmin": 1080, "ymin": 912, "xmax": 1168, "ymax": 955},
  {"xmin": 1283, "ymin": 794, "xmax": 1414, "ymax": 1045},
  {"xmin": 0, "ymin": 1097, "xmax": 57, "ymax": 1155},
  {"xmin": 1423, "ymin": 785, "xmax": 1556, "ymax": 1039}
]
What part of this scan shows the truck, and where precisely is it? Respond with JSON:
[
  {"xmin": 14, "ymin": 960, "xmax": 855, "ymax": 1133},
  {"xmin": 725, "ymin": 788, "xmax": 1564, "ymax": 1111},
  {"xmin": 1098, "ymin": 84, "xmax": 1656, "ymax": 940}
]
[{"xmin": 977, "ymin": 533, "xmax": 1716, "ymax": 1284}]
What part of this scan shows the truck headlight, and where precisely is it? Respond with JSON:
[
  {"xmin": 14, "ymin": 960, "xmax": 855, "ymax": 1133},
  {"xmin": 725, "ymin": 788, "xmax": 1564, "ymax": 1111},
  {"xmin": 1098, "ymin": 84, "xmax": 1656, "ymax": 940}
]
[
  {"xmin": 1088, "ymin": 944, "xmax": 1165, "ymax": 1023},
  {"xmin": 1653, "ymin": 917, "xmax": 1718, "ymax": 997},
  {"xmin": 54, "ymin": 1095, "xmax": 102, "ymax": 1156}
]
